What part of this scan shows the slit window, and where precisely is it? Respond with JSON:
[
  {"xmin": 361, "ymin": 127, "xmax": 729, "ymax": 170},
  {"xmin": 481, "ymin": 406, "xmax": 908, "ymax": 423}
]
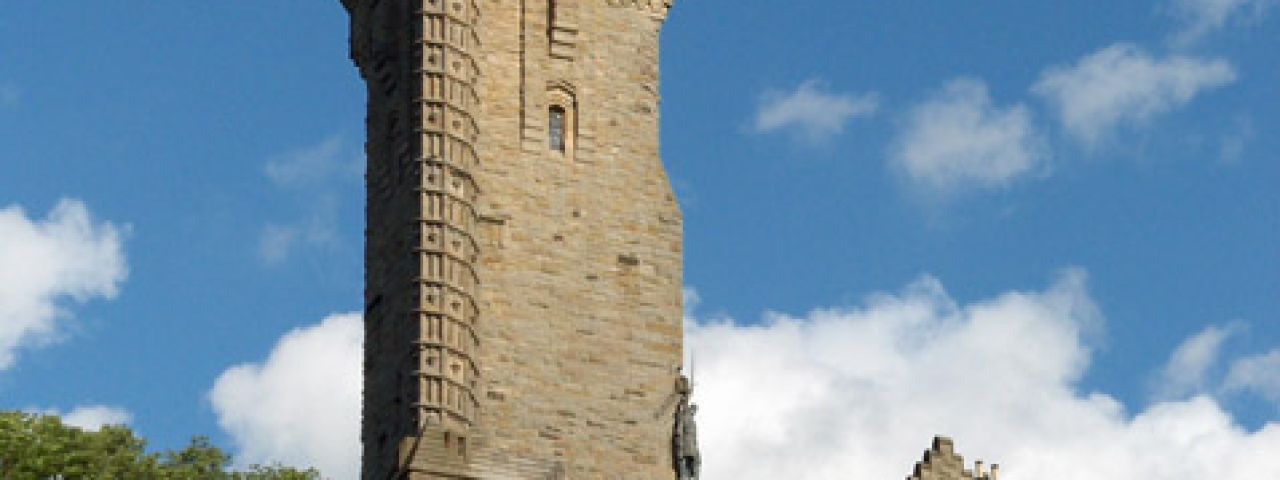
[{"xmin": 549, "ymin": 105, "xmax": 567, "ymax": 153}]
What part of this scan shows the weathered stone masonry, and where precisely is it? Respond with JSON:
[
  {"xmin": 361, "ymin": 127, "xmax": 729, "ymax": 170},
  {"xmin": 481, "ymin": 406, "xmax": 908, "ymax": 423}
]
[
  {"xmin": 343, "ymin": 2, "xmax": 1002, "ymax": 479},
  {"xmin": 344, "ymin": 1, "xmax": 683, "ymax": 478},
  {"xmin": 349, "ymin": 0, "xmax": 485, "ymax": 477},
  {"xmin": 907, "ymin": 437, "xmax": 1000, "ymax": 480}
]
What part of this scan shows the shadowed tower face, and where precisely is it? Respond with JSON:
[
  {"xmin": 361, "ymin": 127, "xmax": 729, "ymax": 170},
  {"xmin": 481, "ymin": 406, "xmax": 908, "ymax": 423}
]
[{"xmin": 341, "ymin": 0, "xmax": 684, "ymax": 478}]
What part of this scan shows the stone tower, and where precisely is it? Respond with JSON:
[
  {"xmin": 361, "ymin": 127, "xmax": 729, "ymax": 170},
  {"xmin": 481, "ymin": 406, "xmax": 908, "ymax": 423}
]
[{"xmin": 341, "ymin": 0, "xmax": 685, "ymax": 478}]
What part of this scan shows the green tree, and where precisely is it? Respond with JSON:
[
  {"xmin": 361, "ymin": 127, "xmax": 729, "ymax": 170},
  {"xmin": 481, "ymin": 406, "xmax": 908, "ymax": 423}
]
[{"xmin": 0, "ymin": 411, "xmax": 320, "ymax": 480}]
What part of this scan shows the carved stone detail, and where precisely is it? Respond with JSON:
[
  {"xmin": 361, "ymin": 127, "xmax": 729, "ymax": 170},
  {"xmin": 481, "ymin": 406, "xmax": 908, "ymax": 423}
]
[
  {"xmin": 412, "ymin": 0, "xmax": 483, "ymax": 436},
  {"xmin": 349, "ymin": 0, "xmax": 485, "ymax": 478}
]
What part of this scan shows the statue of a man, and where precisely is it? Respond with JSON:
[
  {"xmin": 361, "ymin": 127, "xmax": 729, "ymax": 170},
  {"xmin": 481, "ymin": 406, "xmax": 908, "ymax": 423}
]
[
  {"xmin": 673, "ymin": 376, "xmax": 701, "ymax": 480},
  {"xmin": 679, "ymin": 404, "xmax": 700, "ymax": 478}
]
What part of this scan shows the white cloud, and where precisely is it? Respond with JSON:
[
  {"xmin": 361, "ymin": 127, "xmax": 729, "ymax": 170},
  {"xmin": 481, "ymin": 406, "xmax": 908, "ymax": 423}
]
[
  {"xmin": 258, "ymin": 224, "xmax": 300, "ymax": 266},
  {"xmin": 259, "ymin": 136, "xmax": 356, "ymax": 265},
  {"xmin": 1153, "ymin": 323, "xmax": 1244, "ymax": 400},
  {"xmin": 264, "ymin": 136, "xmax": 360, "ymax": 188},
  {"xmin": 1218, "ymin": 116, "xmax": 1254, "ymax": 163},
  {"xmin": 1033, "ymin": 44, "xmax": 1237, "ymax": 147},
  {"xmin": 30, "ymin": 405, "xmax": 133, "ymax": 432},
  {"xmin": 210, "ymin": 312, "xmax": 362, "ymax": 479},
  {"xmin": 1224, "ymin": 349, "xmax": 1280, "ymax": 405},
  {"xmin": 0, "ymin": 199, "xmax": 128, "ymax": 370},
  {"xmin": 889, "ymin": 78, "xmax": 1046, "ymax": 195},
  {"xmin": 1169, "ymin": 0, "xmax": 1278, "ymax": 44},
  {"xmin": 60, "ymin": 405, "xmax": 133, "ymax": 432},
  {"xmin": 686, "ymin": 270, "xmax": 1280, "ymax": 480},
  {"xmin": 257, "ymin": 211, "xmax": 339, "ymax": 266},
  {"xmin": 753, "ymin": 80, "xmax": 880, "ymax": 144}
]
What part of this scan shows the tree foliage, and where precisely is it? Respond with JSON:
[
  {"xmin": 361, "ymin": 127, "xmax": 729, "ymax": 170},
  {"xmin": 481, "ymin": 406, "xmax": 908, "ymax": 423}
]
[{"xmin": 0, "ymin": 411, "xmax": 319, "ymax": 479}]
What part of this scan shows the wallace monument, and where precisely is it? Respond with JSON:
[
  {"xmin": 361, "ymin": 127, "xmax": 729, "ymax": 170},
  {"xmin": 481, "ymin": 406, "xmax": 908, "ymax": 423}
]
[
  {"xmin": 342, "ymin": 0, "xmax": 690, "ymax": 477},
  {"xmin": 339, "ymin": 0, "xmax": 995, "ymax": 478}
]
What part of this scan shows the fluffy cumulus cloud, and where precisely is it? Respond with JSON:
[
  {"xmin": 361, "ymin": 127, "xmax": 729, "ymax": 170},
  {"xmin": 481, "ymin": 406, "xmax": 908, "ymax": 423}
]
[
  {"xmin": 1032, "ymin": 44, "xmax": 1237, "ymax": 147},
  {"xmin": 0, "ymin": 199, "xmax": 128, "ymax": 370},
  {"xmin": 1169, "ymin": 0, "xmax": 1278, "ymax": 44},
  {"xmin": 889, "ymin": 78, "xmax": 1045, "ymax": 195},
  {"xmin": 258, "ymin": 136, "xmax": 358, "ymax": 265},
  {"xmin": 210, "ymin": 312, "xmax": 362, "ymax": 478},
  {"xmin": 753, "ymin": 80, "xmax": 880, "ymax": 144},
  {"xmin": 686, "ymin": 270, "xmax": 1280, "ymax": 480}
]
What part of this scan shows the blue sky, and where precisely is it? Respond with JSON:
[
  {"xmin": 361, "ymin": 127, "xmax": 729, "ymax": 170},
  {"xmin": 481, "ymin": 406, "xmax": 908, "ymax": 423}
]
[{"xmin": 1, "ymin": 1, "xmax": 1277, "ymax": 478}]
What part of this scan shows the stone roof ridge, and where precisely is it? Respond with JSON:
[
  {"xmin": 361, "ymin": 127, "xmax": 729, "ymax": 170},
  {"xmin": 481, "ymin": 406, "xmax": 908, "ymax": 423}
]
[{"xmin": 906, "ymin": 435, "xmax": 1000, "ymax": 480}]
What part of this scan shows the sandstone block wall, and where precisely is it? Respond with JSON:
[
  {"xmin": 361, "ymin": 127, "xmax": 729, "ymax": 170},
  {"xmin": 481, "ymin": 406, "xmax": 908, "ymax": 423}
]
[{"xmin": 344, "ymin": 1, "xmax": 682, "ymax": 478}]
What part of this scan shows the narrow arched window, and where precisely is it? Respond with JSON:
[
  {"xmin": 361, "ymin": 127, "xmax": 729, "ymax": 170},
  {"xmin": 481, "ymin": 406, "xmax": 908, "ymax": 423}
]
[
  {"xmin": 547, "ymin": 85, "xmax": 576, "ymax": 159},
  {"xmin": 549, "ymin": 105, "xmax": 567, "ymax": 153}
]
